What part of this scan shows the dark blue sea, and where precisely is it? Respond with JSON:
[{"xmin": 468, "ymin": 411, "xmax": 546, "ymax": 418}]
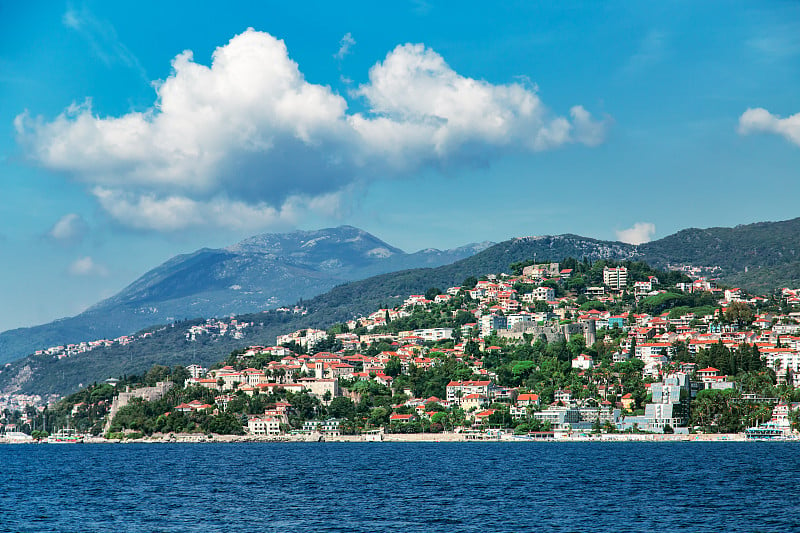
[{"xmin": 2, "ymin": 442, "xmax": 798, "ymax": 532}]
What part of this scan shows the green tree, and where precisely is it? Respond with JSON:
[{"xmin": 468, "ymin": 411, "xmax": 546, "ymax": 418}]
[
  {"xmin": 724, "ymin": 301, "xmax": 754, "ymax": 328},
  {"xmin": 327, "ymin": 397, "xmax": 356, "ymax": 419},
  {"xmin": 170, "ymin": 366, "xmax": 190, "ymax": 387},
  {"xmin": 368, "ymin": 407, "xmax": 390, "ymax": 428},
  {"xmin": 425, "ymin": 287, "xmax": 443, "ymax": 301},
  {"xmin": 384, "ymin": 356, "xmax": 402, "ymax": 377}
]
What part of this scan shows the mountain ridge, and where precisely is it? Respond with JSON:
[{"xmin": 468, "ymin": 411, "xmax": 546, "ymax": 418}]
[
  {"xmin": 2, "ymin": 217, "xmax": 800, "ymax": 367},
  {"xmin": 3, "ymin": 217, "xmax": 800, "ymax": 395}
]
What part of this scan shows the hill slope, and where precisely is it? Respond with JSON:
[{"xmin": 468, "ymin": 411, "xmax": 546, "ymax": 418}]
[
  {"xmin": 0, "ymin": 234, "xmax": 647, "ymax": 396},
  {"xmin": 638, "ymin": 218, "xmax": 800, "ymax": 273},
  {"xmin": 3, "ymin": 217, "xmax": 800, "ymax": 374},
  {"xmin": 637, "ymin": 217, "xmax": 800, "ymax": 294}
]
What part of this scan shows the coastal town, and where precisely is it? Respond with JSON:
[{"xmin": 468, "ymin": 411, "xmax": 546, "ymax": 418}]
[
  {"xmin": 6, "ymin": 4, "xmax": 800, "ymax": 531},
  {"xmin": 3, "ymin": 259, "xmax": 800, "ymax": 443}
]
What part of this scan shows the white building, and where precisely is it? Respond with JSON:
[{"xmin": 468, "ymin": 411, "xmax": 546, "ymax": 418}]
[
  {"xmin": 248, "ymin": 416, "xmax": 282, "ymax": 436},
  {"xmin": 521, "ymin": 286, "xmax": 555, "ymax": 302},
  {"xmin": 603, "ymin": 267, "xmax": 628, "ymax": 290},
  {"xmin": 724, "ymin": 288, "xmax": 743, "ymax": 302},
  {"xmin": 446, "ymin": 380, "xmax": 494, "ymax": 405},
  {"xmin": 761, "ymin": 349, "xmax": 800, "ymax": 386},
  {"xmin": 298, "ymin": 378, "xmax": 340, "ymax": 399},
  {"xmin": 303, "ymin": 419, "xmax": 342, "ymax": 436},
  {"xmin": 571, "ymin": 354, "xmax": 594, "ymax": 370},
  {"xmin": 585, "ymin": 286, "xmax": 606, "ymax": 299},
  {"xmin": 186, "ymin": 364, "xmax": 207, "ymax": 379},
  {"xmin": 412, "ymin": 328, "xmax": 453, "ymax": 342},
  {"xmin": 635, "ymin": 342, "xmax": 674, "ymax": 360}
]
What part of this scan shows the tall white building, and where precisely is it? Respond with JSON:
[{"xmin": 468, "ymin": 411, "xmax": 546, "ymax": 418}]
[{"xmin": 603, "ymin": 267, "xmax": 628, "ymax": 290}]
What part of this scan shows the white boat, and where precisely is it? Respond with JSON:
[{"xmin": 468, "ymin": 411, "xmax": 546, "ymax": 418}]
[
  {"xmin": 46, "ymin": 428, "xmax": 83, "ymax": 443},
  {"xmin": 745, "ymin": 422, "xmax": 785, "ymax": 440}
]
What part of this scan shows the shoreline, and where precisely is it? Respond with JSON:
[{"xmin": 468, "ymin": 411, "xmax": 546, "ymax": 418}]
[{"xmin": 4, "ymin": 431, "xmax": 786, "ymax": 444}]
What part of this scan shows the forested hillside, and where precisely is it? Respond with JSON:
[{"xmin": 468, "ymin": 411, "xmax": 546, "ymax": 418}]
[
  {"xmin": 1, "ymin": 254, "xmax": 684, "ymax": 397},
  {"xmin": 639, "ymin": 218, "xmax": 800, "ymax": 274},
  {"xmin": 4, "ymin": 218, "xmax": 800, "ymax": 391}
]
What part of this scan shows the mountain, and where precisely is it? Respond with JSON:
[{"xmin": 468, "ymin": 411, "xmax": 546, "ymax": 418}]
[
  {"xmin": 0, "ymin": 237, "xmax": 659, "ymax": 397},
  {"xmin": 3, "ymin": 217, "xmax": 800, "ymax": 372},
  {"xmin": 0, "ymin": 226, "xmax": 492, "ymax": 365},
  {"xmin": 3, "ymin": 217, "xmax": 800, "ymax": 397}
]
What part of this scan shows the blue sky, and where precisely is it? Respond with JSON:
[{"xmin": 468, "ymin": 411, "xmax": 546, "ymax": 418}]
[{"xmin": 1, "ymin": 1, "xmax": 799, "ymax": 332}]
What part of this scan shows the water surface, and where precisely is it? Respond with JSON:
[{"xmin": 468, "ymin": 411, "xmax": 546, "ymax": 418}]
[{"xmin": 2, "ymin": 442, "xmax": 797, "ymax": 532}]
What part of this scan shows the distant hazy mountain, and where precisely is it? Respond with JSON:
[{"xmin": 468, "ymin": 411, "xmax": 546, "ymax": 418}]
[{"xmin": 0, "ymin": 226, "xmax": 492, "ymax": 364}]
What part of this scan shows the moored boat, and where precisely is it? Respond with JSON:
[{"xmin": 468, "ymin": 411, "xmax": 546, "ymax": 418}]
[
  {"xmin": 46, "ymin": 428, "xmax": 83, "ymax": 443},
  {"xmin": 745, "ymin": 422, "xmax": 785, "ymax": 440}
]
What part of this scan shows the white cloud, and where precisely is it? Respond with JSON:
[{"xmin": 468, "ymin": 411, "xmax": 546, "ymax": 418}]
[
  {"xmin": 738, "ymin": 107, "xmax": 800, "ymax": 147},
  {"xmin": 352, "ymin": 43, "xmax": 607, "ymax": 163},
  {"xmin": 335, "ymin": 32, "xmax": 356, "ymax": 60},
  {"xmin": 90, "ymin": 187, "xmax": 319, "ymax": 231},
  {"xmin": 47, "ymin": 213, "xmax": 88, "ymax": 244},
  {"xmin": 17, "ymin": 29, "xmax": 352, "ymax": 205},
  {"xmin": 570, "ymin": 105, "xmax": 608, "ymax": 147},
  {"xmin": 68, "ymin": 256, "xmax": 109, "ymax": 277},
  {"xmin": 91, "ymin": 187, "xmax": 349, "ymax": 232},
  {"xmin": 16, "ymin": 29, "xmax": 608, "ymax": 232},
  {"xmin": 616, "ymin": 222, "xmax": 656, "ymax": 245}
]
